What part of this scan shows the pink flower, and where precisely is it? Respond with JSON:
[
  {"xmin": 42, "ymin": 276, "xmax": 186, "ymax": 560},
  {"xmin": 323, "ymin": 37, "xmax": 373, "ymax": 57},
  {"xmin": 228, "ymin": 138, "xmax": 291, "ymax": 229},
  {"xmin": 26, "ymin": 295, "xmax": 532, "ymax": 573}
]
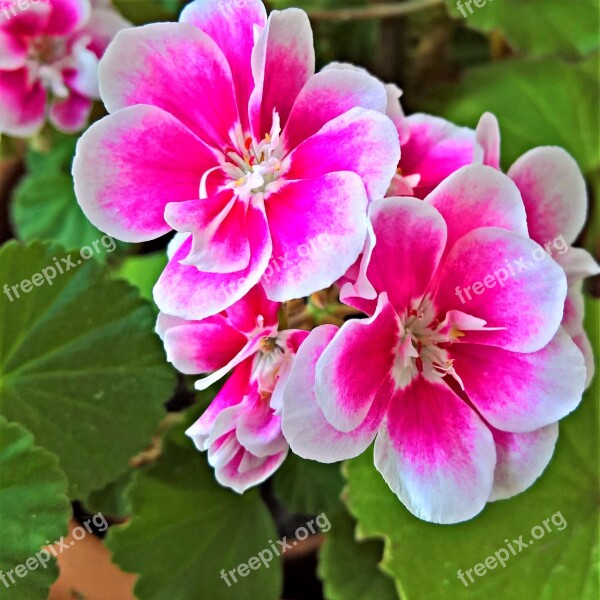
[
  {"xmin": 281, "ymin": 164, "xmax": 586, "ymax": 523},
  {"xmin": 0, "ymin": 0, "xmax": 130, "ymax": 136},
  {"xmin": 73, "ymin": 0, "xmax": 400, "ymax": 321},
  {"xmin": 476, "ymin": 112, "xmax": 600, "ymax": 386},
  {"xmin": 157, "ymin": 285, "xmax": 308, "ymax": 493}
]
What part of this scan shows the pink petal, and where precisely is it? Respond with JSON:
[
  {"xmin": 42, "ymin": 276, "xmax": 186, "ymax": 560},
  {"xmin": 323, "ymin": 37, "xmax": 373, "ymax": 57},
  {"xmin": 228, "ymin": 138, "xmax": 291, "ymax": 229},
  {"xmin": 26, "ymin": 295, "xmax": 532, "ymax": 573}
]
[
  {"xmin": 475, "ymin": 112, "xmax": 501, "ymax": 169},
  {"xmin": 153, "ymin": 203, "xmax": 272, "ymax": 321},
  {"xmin": 179, "ymin": 0, "xmax": 266, "ymax": 131},
  {"xmin": 285, "ymin": 107, "xmax": 400, "ymax": 201},
  {"xmin": 46, "ymin": 0, "xmax": 90, "ymax": 35},
  {"xmin": 374, "ymin": 377, "xmax": 496, "ymax": 524},
  {"xmin": 49, "ymin": 91, "xmax": 92, "ymax": 133},
  {"xmin": 99, "ymin": 22, "xmax": 239, "ymax": 148},
  {"xmin": 224, "ymin": 284, "xmax": 280, "ymax": 334},
  {"xmin": 0, "ymin": 28, "xmax": 27, "ymax": 69},
  {"xmin": 451, "ymin": 327, "xmax": 585, "ymax": 433},
  {"xmin": 555, "ymin": 246, "xmax": 600, "ymax": 286},
  {"xmin": 488, "ymin": 424, "xmax": 558, "ymax": 501},
  {"xmin": 282, "ymin": 325, "xmax": 387, "ymax": 462},
  {"xmin": 315, "ymin": 294, "xmax": 398, "ymax": 432},
  {"xmin": 165, "ymin": 190, "xmax": 251, "ymax": 273},
  {"xmin": 73, "ymin": 104, "xmax": 218, "ymax": 242},
  {"xmin": 571, "ymin": 329, "xmax": 596, "ymax": 389},
  {"xmin": 63, "ymin": 46, "xmax": 100, "ymax": 98},
  {"xmin": 0, "ymin": 1, "xmax": 51, "ymax": 36},
  {"xmin": 79, "ymin": 6, "xmax": 131, "ymax": 57},
  {"xmin": 365, "ymin": 197, "xmax": 447, "ymax": 313},
  {"xmin": 262, "ymin": 172, "xmax": 369, "ymax": 301},
  {"xmin": 399, "ymin": 113, "xmax": 480, "ymax": 198},
  {"xmin": 0, "ymin": 67, "xmax": 46, "ymax": 137},
  {"xmin": 248, "ymin": 8, "xmax": 314, "ymax": 138},
  {"xmin": 283, "ymin": 67, "xmax": 387, "ymax": 151},
  {"xmin": 431, "ymin": 227, "xmax": 567, "ymax": 353},
  {"xmin": 161, "ymin": 315, "xmax": 248, "ymax": 375},
  {"xmin": 424, "ymin": 164, "xmax": 528, "ymax": 256},
  {"xmin": 508, "ymin": 146, "xmax": 588, "ymax": 245}
]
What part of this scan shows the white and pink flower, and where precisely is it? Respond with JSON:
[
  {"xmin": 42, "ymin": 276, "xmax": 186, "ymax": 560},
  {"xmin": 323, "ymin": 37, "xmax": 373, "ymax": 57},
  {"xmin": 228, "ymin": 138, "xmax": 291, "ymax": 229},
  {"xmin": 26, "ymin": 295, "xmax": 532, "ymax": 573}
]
[
  {"xmin": 73, "ymin": 0, "xmax": 400, "ymax": 321},
  {"xmin": 0, "ymin": 0, "xmax": 130, "ymax": 136},
  {"xmin": 157, "ymin": 285, "xmax": 308, "ymax": 493},
  {"xmin": 476, "ymin": 112, "xmax": 600, "ymax": 386},
  {"xmin": 282, "ymin": 164, "xmax": 587, "ymax": 523}
]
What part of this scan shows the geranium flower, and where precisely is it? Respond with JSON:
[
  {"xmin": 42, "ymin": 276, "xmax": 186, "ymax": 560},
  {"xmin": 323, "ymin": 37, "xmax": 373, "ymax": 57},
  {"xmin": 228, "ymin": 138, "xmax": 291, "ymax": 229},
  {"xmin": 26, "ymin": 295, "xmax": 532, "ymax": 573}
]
[
  {"xmin": 73, "ymin": 0, "xmax": 400, "ymax": 321},
  {"xmin": 476, "ymin": 112, "xmax": 600, "ymax": 386},
  {"xmin": 0, "ymin": 0, "xmax": 130, "ymax": 136},
  {"xmin": 281, "ymin": 164, "xmax": 586, "ymax": 523},
  {"xmin": 157, "ymin": 285, "xmax": 308, "ymax": 493}
]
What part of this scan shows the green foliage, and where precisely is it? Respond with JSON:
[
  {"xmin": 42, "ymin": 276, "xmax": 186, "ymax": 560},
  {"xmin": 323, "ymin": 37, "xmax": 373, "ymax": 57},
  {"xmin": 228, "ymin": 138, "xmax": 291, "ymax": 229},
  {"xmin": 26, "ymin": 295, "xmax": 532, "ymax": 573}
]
[
  {"xmin": 343, "ymin": 298, "xmax": 600, "ymax": 600},
  {"xmin": 446, "ymin": 0, "xmax": 600, "ymax": 58},
  {"xmin": 318, "ymin": 505, "xmax": 398, "ymax": 600},
  {"xmin": 113, "ymin": 252, "xmax": 168, "ymax": 302},
  {"xmin": 273, "ymin": 454, "xmax": 344, "ymax": 514},
  {"xmin": 11, "ymin": 134, "xmax": 125, "ymax": 257},
  {"xmin": 0, "ymin": 241, "xmax": 176, "ymax": 498},
  {"xmin": 0, "ymin": 416, "xmax": 71, "ymax": 598},
  {"xmin": 108, "ymin": 421, "xmax": 282, "ymax": 600}
]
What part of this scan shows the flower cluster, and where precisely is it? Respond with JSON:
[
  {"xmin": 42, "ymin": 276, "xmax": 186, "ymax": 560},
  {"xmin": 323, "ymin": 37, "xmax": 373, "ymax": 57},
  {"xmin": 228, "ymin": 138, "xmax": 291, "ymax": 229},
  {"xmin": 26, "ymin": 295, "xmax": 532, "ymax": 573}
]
[
  {"xmin": 72, "ymin": 0, "xmax": 597, "ymax": 523},
  {"xmin": 0, "ymin": 0, "xmax": 130, "ymax": 136}
]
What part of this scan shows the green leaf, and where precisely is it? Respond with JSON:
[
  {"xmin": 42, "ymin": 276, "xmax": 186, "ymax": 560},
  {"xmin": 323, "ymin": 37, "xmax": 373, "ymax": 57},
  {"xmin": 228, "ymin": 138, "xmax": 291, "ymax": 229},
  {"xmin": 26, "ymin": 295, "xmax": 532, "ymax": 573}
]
[
  {"xmin": 0, "ymin": 416, "xmax": 71, "ymax": 597},
  {"xmin": 85, "ymin": 470, "xmax": 133, "ymax": 520},
  {"xmin": 113, "ymin": 252, "xmax": 168, "ymax": 302},
  {"xmin": 107, "ymin": 421, "xmax": 282, "ymax": 600},
  {"xmin": 318, "ymin": 505, "xmax": 398, "ymax": 600},
  {"xmin": 429, "ymin": 57, "xmax": 600, "ymax": 175},
  {"xmin": 273, "ymin": 454, "xmax": 344, "ymax": 515},
  {"xmin": 113, "ymin": 0, "xmax": 175, "ymax": 24},
  {"xmin": 0, "ymin": 241, "xmax": 176, "ymax": 498},
  {"xmin": 446, "ymin": 0, "xmax": 600, "ymax": 58},
  {"xmin": 11, "ymin": 135, "xmax": 124, "ymax": 257},
  {"xmin": 344, "ymin": 297, "xmax": 600, "ymax": 600}
]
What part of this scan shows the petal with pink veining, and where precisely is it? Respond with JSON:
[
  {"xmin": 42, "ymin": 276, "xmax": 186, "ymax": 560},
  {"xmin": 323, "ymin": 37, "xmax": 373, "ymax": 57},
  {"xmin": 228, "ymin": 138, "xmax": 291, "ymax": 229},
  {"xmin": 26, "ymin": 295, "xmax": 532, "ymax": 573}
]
[
  {"xmin": 179, "ymin": 0, "xmax": 266, "ymax": 131},
  {"xmin": 99, "ymin": 22, "xmax": 239, "ymax": 148},
  {"xmin": 248, "ymin": 8, "xmax": 314, "ymax": 138},
  {"xmin": 508, "ymin": 146, "xmax": 588, "ymax": 246},
  {"xmin": 46, "ymin": 0, "xmax": 90, "ymax": 35},
  {"xmin": 488, "ymin": 424, "xmax": 558, "ymax": 501},
  {"xmin": 282, "ymin": 325, "xmax": 389, "ymax": 462},
  {"xmin": 0, "ymin": 67, "xmax": 46, "ymax": 137},
  {"xmin": 451, "ymin": 327, "xmax": 585, "ymax": 433},
  {"xmin": 285, "ymin": 107, "xmax": 400, "ymax": 201},
  {"xmin": 49, "ymin": 92, "xmax": 93, "ymax": 133},
  {"xmin": 0, "ymin": 28, "xmax": 27, "ymax": 69},
  {"xmin": 154, "ymin": 203, "xmax": 272, "ymax": 321},
  {"xmin": 374, "ymin": 376, "xmax": 496, "ymax": 524},
  {"xmin": 431, "ymin": 227, "xmax": 567, "ymax": 353},
  {"xmin": 73, "ymin": 104, "xmax": 218, "ymax": 242},
  {"xmin": 315, "ymin": 294, "xmax": 399, "ymax": 432},
  {"xmin": 262, "ymin": 171, "xmax": 369, "ymax": 301}
]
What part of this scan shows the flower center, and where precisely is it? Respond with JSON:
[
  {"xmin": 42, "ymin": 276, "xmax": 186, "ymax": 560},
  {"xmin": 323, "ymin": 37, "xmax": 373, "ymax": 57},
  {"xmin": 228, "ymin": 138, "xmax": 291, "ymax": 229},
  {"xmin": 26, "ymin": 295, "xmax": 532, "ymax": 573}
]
[
  {"xmin": 254, "ymin": 335, "xmax": 286, "ymax": 399},
  {"xmin": 221, "ymin": 113, "xmax": 285, "ymax": 197},
  {"xmin": 391, "ymin": 296, "xmax": 463, "ymax": 389}
]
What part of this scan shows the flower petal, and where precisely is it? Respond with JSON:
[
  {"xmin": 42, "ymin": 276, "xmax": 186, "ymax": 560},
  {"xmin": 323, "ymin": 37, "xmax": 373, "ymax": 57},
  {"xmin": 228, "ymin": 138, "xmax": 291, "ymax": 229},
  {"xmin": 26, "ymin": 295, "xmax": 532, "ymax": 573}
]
[
  {"xmin": 0, "ymin": 67, "xmax": 46, "ymax": 137},
  {"xmin": 475, "ymin": 112, "xmax": 501, "ymax": 169},
  {"xmin": 283, "ymin": 67, "xmax": 387, "ymax": 151},
  {"xmin": 424, "ymin": 164, "xmax": 528, "ymax": 256},
  {"xmin": 49, "ymin": 92, "xmax": 92, "ymax": 133},
  {"xmin": 262, "ymin": 171, "xmax": 369, "ymax": 301},
  {"xmin": 285, "ymin": 107, "xmax": 400, "ymax": 201},
  {"xmin": 0, "ymin": 28, "xmax": 27, "ymax": 69},
  {"xmin": 508, "ymin": 146, "xmax": 588, "ymax": 245},
  {"xmin": 46, "ymin": 0, "xmax": 91, "ymax": 35},
  {"xmin": 451, "ymin": 327, "xmax": 585, "ymax": 433},
  {"xmin": 165, "ymin": 190, "xmax": 251, "ymax": 273},
  {"xmin": 488, "ymin": 424, "xmax": 558, "ymax": 501},
  {"xmin": 249, "ymin": 8, "xmax": 314, "ymax": 138},
  {"xmin": 374, "ymin": 376, "xmax": 496, "ymax": 524},
  {"xmin": 399, "ymin": 113, "xmax": 480, "ymax": 198},
  {"xmin": 282, "ymin": 325, "xmax": 388, "ymax": 462},
  {"xmin": 315, "ymin": 294, "xmax": 398, "ymax": 432},
  {"xmin": 179, "ymin": 0, "xmax": 266, "ymax": 131},
  {"xmin": 80, "ymin": 6, "xmax": 132, "ymax": 56},
  {"xmin": 431, "ymin": 227, "xmax": 567, "ymax": 353},
  {"xmin": 99, "ymin": 22, "xmax": 239, "ymax": 148},
  {"xmin": 73, "ymin": 104, "xmax": 218, "ymax": 242},
  {"xmin": 153, "ymin": 203, "xmax": 272, "ymax": 321},
  {"xmin": 365, "ymin": 197, "xmax": 447, "ymax": 312}
]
